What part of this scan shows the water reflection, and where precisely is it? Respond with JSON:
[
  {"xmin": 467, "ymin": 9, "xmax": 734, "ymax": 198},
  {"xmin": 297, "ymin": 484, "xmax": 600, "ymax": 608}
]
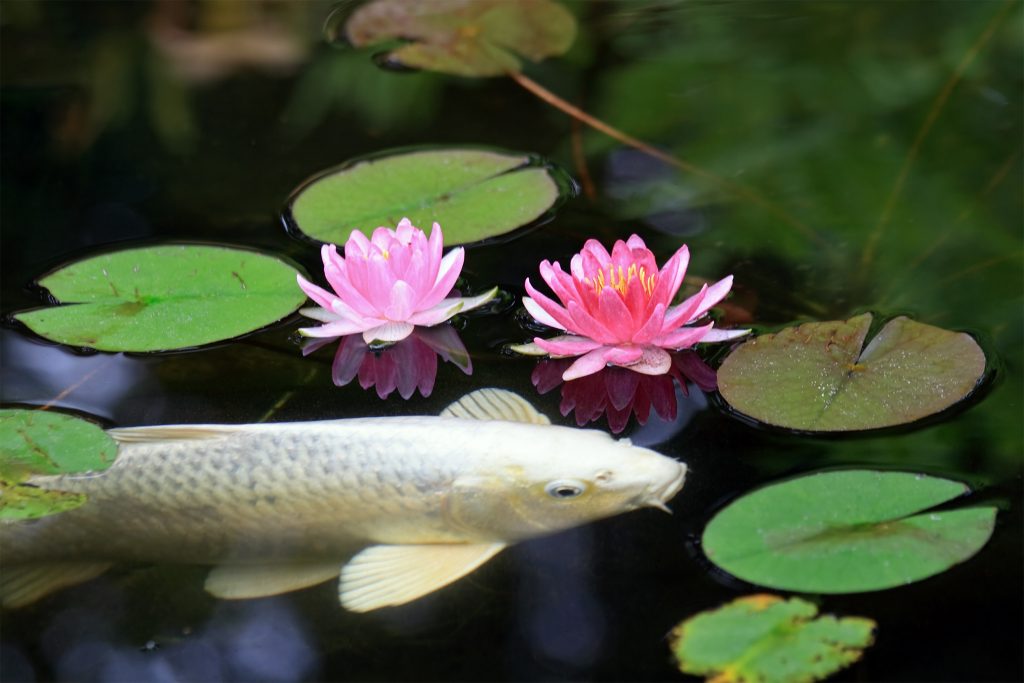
[
  {"xmin": 532, "ymin": 351, "xmax": 716, "ymax": 434},
  {"xmin": 26, "ymin": 596, "xmax": 318, "ymax": 683},
  {"xmin": 304, "ymin": 326, "xmax": 472, "ymax": 399},
  {"xmin": 0, "ymin": 331, "xmax": 157, "ymax": 421}
]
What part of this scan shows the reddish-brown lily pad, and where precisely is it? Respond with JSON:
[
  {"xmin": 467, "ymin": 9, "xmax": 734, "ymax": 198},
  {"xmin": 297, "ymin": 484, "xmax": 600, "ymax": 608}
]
[
  {"xmin": 717, "ymin": 313, "xmax": 986, "ymax": 431},
  {"xmin": 345, "ymin": 0, "xmax": 577, "ymax": 77}
]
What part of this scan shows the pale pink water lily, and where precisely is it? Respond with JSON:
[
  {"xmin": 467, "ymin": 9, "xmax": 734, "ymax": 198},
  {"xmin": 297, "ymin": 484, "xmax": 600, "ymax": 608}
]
[
  {"xmin": 296, "ymin": 218, "xmax": 497, "ymax": 345},
  {"xmin": 523, "ymin": 234, "xmax": 749, "ymax": 381}
]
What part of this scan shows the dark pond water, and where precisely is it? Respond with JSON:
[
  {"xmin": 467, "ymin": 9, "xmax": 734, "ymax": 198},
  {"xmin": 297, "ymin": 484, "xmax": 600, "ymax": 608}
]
[{"xmin": 2, "ymin": 1, "xmax": 1021, "ymax": 681}]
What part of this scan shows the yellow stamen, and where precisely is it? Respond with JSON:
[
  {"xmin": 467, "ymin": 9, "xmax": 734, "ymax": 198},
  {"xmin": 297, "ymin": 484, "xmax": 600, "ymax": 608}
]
[{"xmin": 585, "ymin": 263, "xmax": 657, "ymax": 297}]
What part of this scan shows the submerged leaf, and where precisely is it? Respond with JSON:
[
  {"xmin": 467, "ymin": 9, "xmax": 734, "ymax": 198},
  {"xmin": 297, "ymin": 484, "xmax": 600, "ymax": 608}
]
[
  {"xmin": 717, "ymin": 313, "xmax": 986, "ymax": 431},
  {"xmin": 345, "ymin": 0, "xmax": 577, "ymax": 77},
  {"xmin": 702, "ymin": 470, "xmax": 997, "ymax": 593},
  {"xmin": 670, "ymin": 595, "xmax": 875, "ymax": 683},
  {"xmin": 285, "ymin": 148, "xmax": 566, "ymax": 246},
  {"xmin": 0, "ymin": 410, "xmax": 117, "ymax": 520},
  {"xmin": 14, "ymin": 245, "xmax": 306, "ymax": 352}
]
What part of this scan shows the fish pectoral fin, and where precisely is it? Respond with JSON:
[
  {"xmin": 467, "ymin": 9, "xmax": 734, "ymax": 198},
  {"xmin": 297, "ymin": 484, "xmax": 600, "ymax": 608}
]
[
  {"xmin": 1, "ymin": 561, "xmax": 112, "ymax": 609},
  {"xmin": 440, "ymin": 388, "xmax": 550, "ymax": 425},
  {"xmin": 339, "ymin": 542, "xmax": 506, "ymax": 612},
  {"xmin": 205, "ymin": 561, "xmax": 341, "ymax": 599}
]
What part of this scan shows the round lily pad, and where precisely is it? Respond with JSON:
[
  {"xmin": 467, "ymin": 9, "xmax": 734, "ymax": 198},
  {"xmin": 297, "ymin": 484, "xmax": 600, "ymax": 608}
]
[
  {"xmin": 702, "ymin": 470, "xmax": 997, "ymax": 593},
  {"xmin": 14, "ymin": 245, "xmax": 306, "ymax": 352},
  {"xmin": 670, "ymin": 595, "xmax": 875, "ymax": 683},
  {"xmin": 284, "ymin": 148, "xmax": 568, "ymax": 247},
  {"xmin": 0, "ymin": 409, "xmax": 117, "ymax": 520},
  {"xmin": 717, "ymin": 313, "xmax": 986, "ymax": 431},
  {"xmin": 344, "ymin": 0, "xmax": 577, "ymax": 77}
]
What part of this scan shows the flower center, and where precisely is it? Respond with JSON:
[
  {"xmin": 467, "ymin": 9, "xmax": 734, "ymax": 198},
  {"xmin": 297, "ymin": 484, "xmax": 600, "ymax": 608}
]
[{"xmin": 587, "ymin": 263, "xmax": 656, "ymax": 297}]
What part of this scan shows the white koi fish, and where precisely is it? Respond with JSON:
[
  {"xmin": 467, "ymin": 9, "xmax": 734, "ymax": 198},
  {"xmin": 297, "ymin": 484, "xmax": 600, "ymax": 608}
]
[{"xmin": 0, "ymin": 389, "xmax": 686, "ymax": 611}]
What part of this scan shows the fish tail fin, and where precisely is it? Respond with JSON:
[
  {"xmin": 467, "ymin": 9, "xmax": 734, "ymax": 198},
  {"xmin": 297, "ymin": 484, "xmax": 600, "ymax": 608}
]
[{"xmin": 0, "ymin": 562, "xmax": 111, "ymax": 609}]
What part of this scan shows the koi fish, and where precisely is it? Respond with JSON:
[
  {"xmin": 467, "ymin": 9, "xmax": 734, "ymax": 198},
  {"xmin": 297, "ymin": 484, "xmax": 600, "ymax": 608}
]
[{"xmin": 1, "ymin": 389, "xmax": 686, "ymax": 611}]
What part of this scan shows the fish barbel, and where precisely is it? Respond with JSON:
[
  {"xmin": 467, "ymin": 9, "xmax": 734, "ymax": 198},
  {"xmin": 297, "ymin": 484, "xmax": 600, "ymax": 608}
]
[{"xmin": 0, "ymin": 389, "xmax": 686, "ymax": 611}]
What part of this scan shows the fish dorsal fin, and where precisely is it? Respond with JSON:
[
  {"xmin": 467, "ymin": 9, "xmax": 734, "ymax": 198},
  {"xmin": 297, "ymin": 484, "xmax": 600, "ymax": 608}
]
[
  {"xmin": 440, "ymin": 388, "xmax": 550, "ymax": 425},
  {"xmin": 205, "ymin": 562, "xmax": 341, "ymax": 599},
  {"xmin": 1, "ymin": 561, "xmax": 111, "ymax": 609},
  {"xmin": 339, "ymin": 543, "xmax": 506, "ymax": 612},
  {"xmin": 107, "ymin": 425, "xmax": 241, "ymax": 443}
]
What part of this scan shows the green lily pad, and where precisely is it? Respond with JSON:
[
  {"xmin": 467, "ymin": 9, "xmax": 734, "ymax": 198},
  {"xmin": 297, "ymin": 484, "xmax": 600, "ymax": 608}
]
[
  {"xmin": 345, "ymin": 0, "xmax": 577, "ymax": 77},
  {"xmin": 285, "ymin": 148, "xmax": 566, "ymax": 246},
  {"xmin": 717, "ymin": 313, "xmax": 986, "ymax": 431},
  {"xmin": 670, "ymin": 595, "xmax": 875, "ymax": 683},
  {"xmin": 702, "ymin": 470, "xmax": 997, "ymax": 593},
  {"xmin": 14, "ymin": 245, "xmax": 306, "ymax": 352},
  {"xmin": 0, "ymin": 409, "xmax": 117, "ymax": 520}
]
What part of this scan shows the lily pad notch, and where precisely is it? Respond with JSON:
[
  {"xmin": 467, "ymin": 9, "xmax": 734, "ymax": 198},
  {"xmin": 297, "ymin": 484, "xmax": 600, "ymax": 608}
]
[
  {"xmin": 14, "ymin": 244, "xmax": 308, "ymax": 352},
  {"xmin": 282, "ymin": 147, "xmax": 574, "ymax": 247},
  {"xmin": 717, "ymin": 313, "xmax": 988, "ymax": 432}
]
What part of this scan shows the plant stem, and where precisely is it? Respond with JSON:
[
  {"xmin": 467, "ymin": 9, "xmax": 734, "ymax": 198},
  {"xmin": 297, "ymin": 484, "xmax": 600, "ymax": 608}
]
[{"xmin": 507, "ymin": 69, "xmax": 824, "ymax": 246}]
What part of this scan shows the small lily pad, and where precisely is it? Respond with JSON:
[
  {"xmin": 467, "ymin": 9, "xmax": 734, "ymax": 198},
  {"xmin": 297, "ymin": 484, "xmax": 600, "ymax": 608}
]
[
  {"xmin": 717, "ymin": 313, "xmax": 986, "ymax": 431},
  {"xmin": 702, "ymin": 470, "xmax": 997, "ymax": 593},
  {"xmin": 14, "ymin": 245, "xmax": 306, "ymax": 352},
  {"xmin": 670, "ymin": 595, "xmax": 875, "ymax": 683},
  {"xmin": 0, "ymin": 409, "xmax": 117, "ymax": 520},
  {"xmin": 285, "ymin": 148, "xmax": 566, "ymax": 246},
  {"xmin": 345, "ymin": 0, "xmax": 577, "ymax": 77}
]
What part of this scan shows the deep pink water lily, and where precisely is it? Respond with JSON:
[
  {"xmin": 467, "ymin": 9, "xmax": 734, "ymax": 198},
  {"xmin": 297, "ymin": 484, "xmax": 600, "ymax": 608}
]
[
  {"xmin": 523, "ymin": 234, "xmax": 748, "ymax": 380},
  {"xmin": 297, "ymin": 218, "xmax": 496, "ymax": 345}
]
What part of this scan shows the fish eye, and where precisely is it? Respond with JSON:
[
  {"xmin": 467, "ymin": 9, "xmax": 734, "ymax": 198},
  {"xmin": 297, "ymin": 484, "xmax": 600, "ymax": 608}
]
[{"xmin": 545, "ymin": 480, "xmax": 586, "ymax": 499}]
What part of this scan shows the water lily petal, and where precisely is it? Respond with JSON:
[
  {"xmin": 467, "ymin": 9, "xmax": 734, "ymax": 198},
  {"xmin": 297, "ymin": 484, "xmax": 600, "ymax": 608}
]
[
  {"xmin": 416, "ymin": 325, "xmax": 473, "ymax": 374},
  {"xmin": 299, "ymin": 306, "xmax": 340, "ymax": 323},
  {"xmin": 534, "ymin": 335, "xmax": 602, "ymax": 357},
  {"xmin": 567, "ymin": 299, "xmax": 615, "ymax": 343},
  {"xmin": 652, "ymin": 322, "xmax": 715, "ymax": 349},
  {"xmin": 296, "ymin": 274, "xmax": 338, "ymax": 310},
  {"xmin": 421, "ymin": 247, "xmax": 464, "ymax": 309},
  {"xmin": 299, "ymin": 318, "xmax": 371, "ymax": 338},
  {"xmin": 384, "ymin": 280, "xmax": 416, "ymax": 321},
  {"xmin": 602, "ymin": 345, "xmax": 644, "ymax": 366},
  {"xmin": 597, "ymin": 287, "xmax": 635, "ymax": 341},
  {"xmin": 363, "ymin": 321, "xmax": 415, "ymax": 344},
  {"xmin": 691, "ymin": 275, "xmax": 734, "ymax": 319},
  {"xmin": 522, "ymin": 295, "xmax": 566, "ymax": 330},
  {"xmin": 631, "ymin": 302, "xmax": 667, "ymax": 344},
  {"xmin": 524, "ymin": 279, "xmax": 575, "ymax": 330},
  {"xmin": 621, "ymin": 346, "xmax": 672, "ymax": 375},
  {"xmin": 563, "ymin": 347, "xmax": 615, "ymax": 381},
  {"xmin": 663, "ymin": 284, "xmax": 708, "ymax": 330},
  {"xmin": 647, "ymin": 244, "xmax": 689, "ymax": 313},
  {"xmin": 698, "ymin": 327, "xmax": 751, "ymax": 342}
]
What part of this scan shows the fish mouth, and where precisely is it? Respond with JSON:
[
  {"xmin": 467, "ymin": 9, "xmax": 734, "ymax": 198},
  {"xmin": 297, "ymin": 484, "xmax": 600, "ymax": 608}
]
[{"xmin": 643, "ymin": 462, "xmax": 688, "ymax": 514}]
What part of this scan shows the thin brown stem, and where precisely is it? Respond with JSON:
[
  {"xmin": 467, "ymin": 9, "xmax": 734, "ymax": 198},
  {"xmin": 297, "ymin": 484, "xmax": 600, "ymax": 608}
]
[
  {"xmin": 507, "ymin": 70, "xmax": 825, "ymax": 246},
  {"xmin": 39, "ymin": 357, "xmax": 115, "ymax": 411},
  {"xmin": 569, "ymin": 118, "xmax": 597, "ymax": 200},
  {"xmin": 860, "ymin": 0, "xmax": 1016, "ymax": 272}
]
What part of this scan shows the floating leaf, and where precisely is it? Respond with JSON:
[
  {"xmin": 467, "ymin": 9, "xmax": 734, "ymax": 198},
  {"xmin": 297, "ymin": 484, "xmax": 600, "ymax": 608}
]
[
  {"xmin": 670, "ymin": 595, "xmax": 875, "ymax": 683},
  {"xmin": 285, "ymin": 148, "xmax": 566, "ymax": 246},
  {"xmin": 717, "ymin": 313, "xmax": 986, "ymax": 431},
  {"xmin": 14, "ymin": 245, "xmax": 306, "ymax": 352},
  {"xmin": 702, "ymin": 470, "xmax": 997, "ymax": 593},
  {"xmin": 0, "ymin": 409, "xmax": 117, "ymax": 520},
  {"xmin": 345, "ymin": 0, "xmax": 577, "ymax": 77}
]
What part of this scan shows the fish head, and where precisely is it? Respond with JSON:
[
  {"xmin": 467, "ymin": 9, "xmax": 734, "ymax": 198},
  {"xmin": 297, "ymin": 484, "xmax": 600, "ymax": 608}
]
[{"xmin": 445, "ymin": 425, "xmax": 687, "ymax": 541}]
